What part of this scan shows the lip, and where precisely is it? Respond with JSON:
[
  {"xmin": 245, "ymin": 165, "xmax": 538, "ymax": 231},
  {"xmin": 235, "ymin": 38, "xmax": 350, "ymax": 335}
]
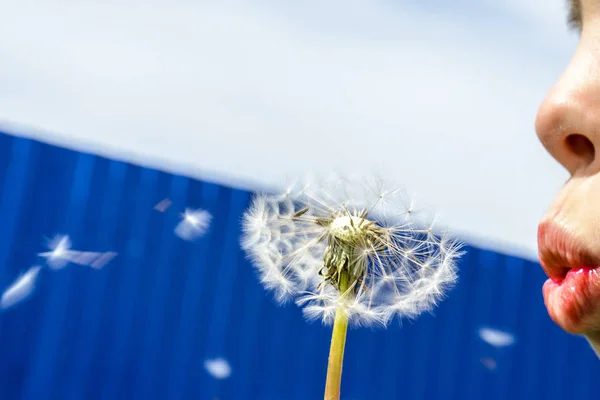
[{"xmin": 538, "ymin": 220, "xmax": 600, "ymax": 334}]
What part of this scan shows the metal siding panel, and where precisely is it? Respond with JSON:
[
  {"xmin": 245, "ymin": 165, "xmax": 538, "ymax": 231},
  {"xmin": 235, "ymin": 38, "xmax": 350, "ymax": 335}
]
[
  {"xmin": 133, "ymin": 173, "xmax": 189, "ymax": 400},
  {"xmin": 100, "ymin": 166, "xmax": 160, "ymax": 400},
  {"xmin": 22, "ymin": 151, "xmax": 96, "ymax": 400},
  {"xmin": 0, "ymin": 137, "xmax": 34, "ymax": 284},
  {"xmin": 62, "ymin": 159, "xmax": 128, "ymax": 400},
  {"xmin": 0, "ymin": 130, "xmax": 599, "ymax": 400},
  {"xmin": 492, "ymin": 255, "xmax": 526, "ymax": 400},
  {"xmin": 166, "ymin": 180, "xmax": 221, "ymax": 400}
]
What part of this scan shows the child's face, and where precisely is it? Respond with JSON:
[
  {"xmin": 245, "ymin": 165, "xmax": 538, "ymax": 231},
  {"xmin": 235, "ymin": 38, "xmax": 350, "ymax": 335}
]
[{"xmin": 535, "ymin": 0, "xmax": 600, "ymax": 342}]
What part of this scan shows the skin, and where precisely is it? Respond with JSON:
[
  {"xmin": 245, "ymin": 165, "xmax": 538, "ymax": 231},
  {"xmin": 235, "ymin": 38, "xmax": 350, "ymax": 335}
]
[{"xmin": 535, "ymin": 0, "xmax": 600, "ymax": 356}]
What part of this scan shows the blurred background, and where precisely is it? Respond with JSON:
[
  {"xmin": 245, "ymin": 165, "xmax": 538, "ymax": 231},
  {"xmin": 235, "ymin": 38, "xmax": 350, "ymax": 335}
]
[{"xmin": 0, "ymin": 1, "xmax": 597, "ymax": 399}]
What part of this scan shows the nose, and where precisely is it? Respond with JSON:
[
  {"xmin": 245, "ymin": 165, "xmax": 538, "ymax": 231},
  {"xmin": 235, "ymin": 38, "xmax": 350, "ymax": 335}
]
[{"xmin": 535, "ymin": 43, "xmax": 600, "ymax": 175}]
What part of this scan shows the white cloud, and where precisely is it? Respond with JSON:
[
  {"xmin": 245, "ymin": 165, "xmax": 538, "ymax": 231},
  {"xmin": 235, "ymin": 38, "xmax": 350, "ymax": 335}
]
[
  {"xmin": 0, "ymin": 0, "xmax": 578, "ymax": 259},
  {"xmin": 484, "ymin": 0, "xmax": 571, "ymax": 29}
]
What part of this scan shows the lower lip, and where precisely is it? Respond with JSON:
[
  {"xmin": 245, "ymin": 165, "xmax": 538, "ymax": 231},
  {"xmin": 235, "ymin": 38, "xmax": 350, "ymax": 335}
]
[{"xmin": 542, "ymin": 267, "xmax": 600, "ymax": 333}]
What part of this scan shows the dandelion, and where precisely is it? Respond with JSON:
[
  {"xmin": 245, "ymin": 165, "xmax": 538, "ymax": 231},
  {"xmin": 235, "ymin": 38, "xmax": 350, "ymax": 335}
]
[{"xmin": 241, "ymin": 175, "xmax": 464, "ymax": 400}]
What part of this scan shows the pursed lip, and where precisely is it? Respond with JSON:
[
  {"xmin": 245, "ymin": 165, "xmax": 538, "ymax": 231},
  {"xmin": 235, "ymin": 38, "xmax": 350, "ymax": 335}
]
[
  {"xmin": 537, "ymin": 219, "xmax": 600, "ymax": 334},
  {"xmin": 537, "ymin": 220, "xmax": 599, "ymax": 282}
]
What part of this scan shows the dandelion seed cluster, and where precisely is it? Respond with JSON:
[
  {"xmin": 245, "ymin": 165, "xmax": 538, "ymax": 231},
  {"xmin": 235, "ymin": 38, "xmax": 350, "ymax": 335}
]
[{"xmin": 241, "ymin": 176, "xmax": 463, "ymax": 327}]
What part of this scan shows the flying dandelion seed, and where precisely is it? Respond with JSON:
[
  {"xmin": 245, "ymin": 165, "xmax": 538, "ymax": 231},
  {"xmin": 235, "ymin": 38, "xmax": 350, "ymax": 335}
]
[
  {"xmin": 480, "ymin": 357, "xmax": 497, "ymax": 371},
  {"xmin": 241, "ymin": 175, "xmax": 463, "ymax": 326},
  {"xmin": 204, "ymin": 358, "xmax": 232, "ymax": 379},
  {"xmin": 38, "ymin": 235, "xmax": 117, "ymax": 269},
  {"xmin": 1, "ymin": 266, "xmax": 42, "ymax": 309},
  {"xmin": 174, "ymin": 208, "xmax": 212, "ymax": 241},
  {"xmin": 478, "ymin": 327, "xmax": 516, "ymax": 348},
  {"xmin": 154, "ymin": 198, "xmax": 172, "ymax": 212}
]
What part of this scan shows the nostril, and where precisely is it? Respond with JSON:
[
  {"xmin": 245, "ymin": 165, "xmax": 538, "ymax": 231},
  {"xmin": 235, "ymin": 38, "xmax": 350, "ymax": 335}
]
[{"xmin": 565, "ymin": 134, "xmax": 595, "ymax": 166}]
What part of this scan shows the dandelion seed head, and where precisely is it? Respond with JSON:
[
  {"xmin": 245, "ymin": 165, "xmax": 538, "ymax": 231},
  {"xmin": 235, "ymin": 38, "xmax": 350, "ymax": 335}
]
[{"xmin": 241, "ymin": 175, "xmax": 464, "ymax": 327}]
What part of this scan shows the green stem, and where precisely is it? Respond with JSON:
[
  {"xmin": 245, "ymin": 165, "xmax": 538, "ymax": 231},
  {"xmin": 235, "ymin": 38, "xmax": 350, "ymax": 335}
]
[{"xmin": 324, "ymin": 272, "xmax": 350, "ymax": 400}]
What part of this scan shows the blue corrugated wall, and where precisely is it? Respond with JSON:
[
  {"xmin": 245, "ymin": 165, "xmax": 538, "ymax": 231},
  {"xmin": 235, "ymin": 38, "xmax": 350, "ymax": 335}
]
[{"xmin": 0, "ymin": 130, "xmax": 598, "ymax": 400}]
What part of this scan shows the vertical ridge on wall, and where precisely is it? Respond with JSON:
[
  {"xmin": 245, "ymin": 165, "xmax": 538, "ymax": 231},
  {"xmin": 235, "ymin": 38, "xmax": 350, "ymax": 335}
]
[
  {"xmin": 100, "ymin": 166, "xmax": 159, "ymax": 400},
  {"xmin": 22, "ymin": 152, "xmax": 96, "ymax": 400},
  {"xmin": 0, "ymin": 137, "xmax": 33, "ymax": 298},
  {"xmin": 132, "ymin": 173, "xmax": 189, "ymax": 400},
  {"xmin": 62, "ymin": 159, "xmax": 128, "ymax": 400},
  {"xmin": 0, "ymin": 130, "xmax": 598, "ymax": 400}
]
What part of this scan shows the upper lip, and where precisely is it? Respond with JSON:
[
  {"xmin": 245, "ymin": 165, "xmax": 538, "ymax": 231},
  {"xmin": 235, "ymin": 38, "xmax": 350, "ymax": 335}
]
[{"xmin": 537, "ymin": 220, "xmax": 600, "ymax": 282}]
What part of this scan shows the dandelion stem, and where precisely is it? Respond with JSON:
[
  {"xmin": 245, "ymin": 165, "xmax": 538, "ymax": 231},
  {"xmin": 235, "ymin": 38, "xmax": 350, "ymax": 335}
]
[{"xmin": 324, "ymin": 271, "xmax": 350, "ymax": 400}]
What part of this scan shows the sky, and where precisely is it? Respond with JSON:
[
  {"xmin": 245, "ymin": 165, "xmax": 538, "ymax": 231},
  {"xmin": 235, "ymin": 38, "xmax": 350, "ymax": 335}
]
[{"xmin": 0, "ymin": 0, "xmax": 580, "ymax": 260}]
